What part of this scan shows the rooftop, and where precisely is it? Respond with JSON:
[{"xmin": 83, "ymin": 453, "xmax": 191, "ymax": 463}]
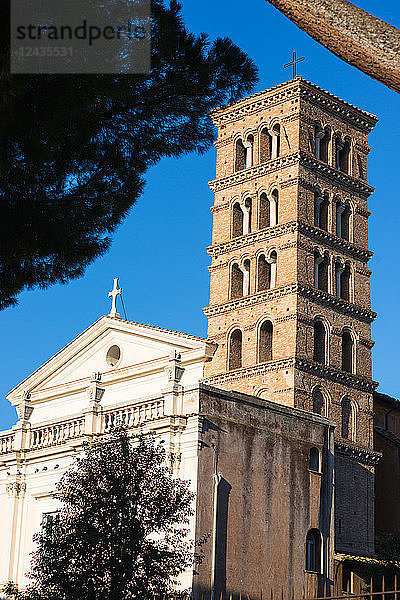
[{"xmin": 210, "ymin": 76, "xmax": 378, "ymax": 130}]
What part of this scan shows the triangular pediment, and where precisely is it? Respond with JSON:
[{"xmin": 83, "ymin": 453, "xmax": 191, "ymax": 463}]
[{"xmin": 7, "ymin": 316, "xmax": 210, "ymax": 403}]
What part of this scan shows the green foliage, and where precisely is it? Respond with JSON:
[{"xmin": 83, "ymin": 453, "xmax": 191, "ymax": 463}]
[
  {"xmin": 3, "ymin": 429, "xmax": 194, "ymax": 599},
  {"xmin": 0, "ymin": 0, "xmax": 258, "ymax": 309}
]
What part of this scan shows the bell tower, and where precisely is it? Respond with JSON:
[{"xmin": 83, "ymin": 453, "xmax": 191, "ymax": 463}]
[{"xmin": 203, "ymin": 77, "xmax": 380, "ymax": 555}]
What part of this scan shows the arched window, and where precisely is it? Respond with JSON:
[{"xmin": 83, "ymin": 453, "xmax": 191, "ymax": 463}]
[
  {"xmin": 257, "ymin": 254, "xmax": 271, "ymax": 292},
  {"xmin": 314, "ymin": 123, "xmax": 324, "ymax": 160},
  {"xmin": 313, "ymin": 320, "xmax": 326, "ymax": 364},
  {"xmin": 309, "ymin": 448, "xmax": 321, "ymax": 473},
  {"xmin": 320, "ymin": 194, "xmax": 329, "ymax": 231},
  {"xmin": 259, "ymin": 193, "xmax": 270, "ymax": 230},
  {"xmin": 228, "ymin": 329, "xmax": 242, "ymax": 371},
  {"xmin": 312, "ymin": 389, "xmax": 325, "ymax": 416},
  {"xmin": 235, "ymin": 140, "xmax": 246, "ymax": 172},
  {"xmin": 314, "ymin": 252, "xmax": 329, "ymax": 293},
  {"xmin": 314, "ymin": 192, "xmax": 328, "ymax": 230},
  {"xmin": 231, "ymin": 263, "xmax": 243, "ymax": 299},
  {"xmin": 232, "ymin": 203, "xmax": 243, "ymax": 238},
  {"xmin": 260, "ymin": 127, "xmax": 272, "ymax": 163},
  {"xmin": 320, "ymin": 127, "xmax": 330, "ymax": 164},
  {"xmin": 271, "ymin": 189, "xmax": 279, "ymax": 226},
  {"xmin": 244, "ymin": 134, "xmax": 254, "ymax": 168},
  {"xmin": 306, "ymin": 529, "xmax": 322, "ymax": 573},
  {"xmin": 269, "ymin": 251, "xmax": 277, "ymax": 288},
  {"xmin": 271, "ymin": 124, "xmax": 281, "ymax": 159},
  {"xmin": 341, "ymin": 397, "xmax": 353, "ymax": 439},
  {"xmin": 338, "ymin": 138, "xmax": 351, "ymax": 173},
  {"xmin": 259, "ymin": 320, "xmax": 273, "ymax": 363},
  {"xmin": 341, "ymin": 263, "xmax": 351, "ymax": 301},
  {"xmin": 243, "ymin": 259, "xmax": 250, "ymax": 296},
  {"xmin": 341, "ymin": 205, "xmax": 351, "ymax": 241},
  {"xmin": 335, "ymin": 261, "xmax": 343, "ymax": 298},
  {"xmin": 342, "ymin": 330, "xmax": 354, "ymax": 373},
  {"xmin": 244, "ymin": 198, "xmax": 252, "ymax": 234}
]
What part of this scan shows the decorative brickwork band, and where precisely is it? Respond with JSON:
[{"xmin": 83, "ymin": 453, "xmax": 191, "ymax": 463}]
[
  {"xmin": 209, "ymin": 150, "xmax": 374, "ymax": 196},
  {"xmin": 204, "ymin": 283, "xmax": 376, "ymax": 323},
  {"xmin": 203, "ymin": 358, "xmax": 377, "ymax": 393}
]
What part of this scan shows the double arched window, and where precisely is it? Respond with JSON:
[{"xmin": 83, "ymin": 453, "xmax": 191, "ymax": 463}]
[
  {"xmin": 228, "ymin": 329, "xmax": 242, "ymax": 371},
  {"xmin": 336, "ymin": 202, "xmax": 351, "ymax": 240},
  {"xmin": 259, "ymin": 124, "xmax": 281, "ymax": 162},
  {"xmin": 235, "ymin": 135, "xmax": 254, "ymax": 171},
  {"xmin": 341, "ymin": 397, "xmax": 356, "ymax": 440},
  {"xmin": 312, "ymin": 388, "xmax": 325, "ymax": 417},
  {"xmin": 315, "ymin": 123, "xmax": 330, "ymax": 163},
  {"xmin": 314, "ymin": 191, "xmax": 329, "ymax": 231},
  {"xmin": 232, "ymin": 202, "xmax": 243, "ymax": 238},
  {"xmin": 257, "ymin": 251, "xmax": 277, "ymax": 291},
  {"xmin": 314, "ymin": 251, "xmax": 329, "ymax": 293},
  {"xmin": 336, "ymin": 135, "xmax": 351, "ymax": 174},
  {"xmin": 306, "ymin": 529, "xmax": 322, "ymax": 573},
  {"xmin": 230, "ymin": 260, "xmax": 250, "ymax": 299},
  {"xmin": 258, "ymin": 320, "xmax": 273, "ymax": 363},
  {"xmin": 335, "ymin": 261, "xmax": 351, "ymax": 301},
  {"xmin": 259, "ymin": 190, "xmax": 279, "ymax": 229},
  {"xmin": 232, "ymin": 199, "xmax": 252, "ymax": 238},
  {"xmin": 342, "ymin": 330, "xmax": 354, "ymax": 373},
  {"xmin": 313, "ymin": 320, "xmax": 327, "ymax": 365}
]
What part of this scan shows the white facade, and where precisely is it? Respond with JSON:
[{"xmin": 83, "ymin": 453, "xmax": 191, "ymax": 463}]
[{"xmin": 0, "ymin": 315, "xmax": 216, "ymax": 591}]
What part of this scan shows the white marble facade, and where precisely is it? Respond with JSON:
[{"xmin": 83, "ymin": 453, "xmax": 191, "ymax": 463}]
[{"xmin": 0, "ymin": 315, "xmax": 216, "ymax": 591}]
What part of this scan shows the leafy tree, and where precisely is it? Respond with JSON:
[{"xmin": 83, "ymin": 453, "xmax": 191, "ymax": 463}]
[
  {"xmin": 0, "ymin": 0, "xmax": 258, "ymax": 310},
  {"xmin": 4, "ymin": 428, "xmax": 194, "ymax": 599}
]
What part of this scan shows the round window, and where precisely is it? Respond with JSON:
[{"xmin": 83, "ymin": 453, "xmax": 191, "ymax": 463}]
[{"xmin": 106, "ymin": 345, "xmax": 121, "ymax": 367}]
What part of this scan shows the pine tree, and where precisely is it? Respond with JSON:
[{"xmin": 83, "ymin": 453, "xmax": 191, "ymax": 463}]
[
  {"xmin": 4, "ymin": 428, "xmax": 194, "ymax": 600},
  {"xmin": 0, "ymin": 0, "xmax": 258, "ymax": 310}
]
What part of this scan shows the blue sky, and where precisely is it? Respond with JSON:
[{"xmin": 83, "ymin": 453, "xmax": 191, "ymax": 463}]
[{"xmin": 1, "ymin": 0, "xmax": 399, "ymax": 429}]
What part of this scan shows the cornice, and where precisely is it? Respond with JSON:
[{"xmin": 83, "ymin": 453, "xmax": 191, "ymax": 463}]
[
  {"xmin": 206, "ymin": 220, "xmax": 372, "ymax": 262},
  {"xmin": 203, "ymin": 284, "xmax": 298, "ymax": 318},
  {"xmin": 208, "ymin": 152, "xmax": 299, "ymax": 192},
  {"xmin": 206, "ymin": 221, "xmax": 297, "ymax": 258},
  {"xmin": 202, "ymin": 357, "xmax": 377, "ymax": 393},
  {"xmin": 295, "ymin": 358, "xmax": 378, "ymax": 393},
  {"xmin": 208, "ymin": 151, "xmax": 374, "ymax": 197},
  {"xmin": 299, "ymin": 152, "xmax": 374, "ymax": 197},
  {"xmin": 335, "ymin": 440, "xmax": 381, "ymax": 465},
  {"xmin": 204, "ymin": 283, "xmax": 376, "ymax": 323},
  {"xmin": 299, "ymin": 82, "xmax": 377, "ymax": 133},
  {"xmin": 214, "ymin": 134, "xmax": 234, "ymax": 149},
  {"xmin": 209, "ymin": 78, "xmax": 377, "ymax": 132},
  {"xmin": 209, "ymin": 80, "xmax": 301, "ymax": 127},
  {"xmin": 297, "ymin": 221, "xmax": 372, "ymax": 261},
  {"xmin": 202, "ymin": 358, "xmax": 295, "ymax": 385},
  {"xmin": 297, "ymin": 284, "xmax": 376, "ymax": 323}
]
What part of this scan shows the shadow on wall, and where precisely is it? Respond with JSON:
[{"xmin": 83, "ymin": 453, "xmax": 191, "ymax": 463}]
[{"xmin": 214, "ymin": 477, "xmax": 232, "ymax": 599}]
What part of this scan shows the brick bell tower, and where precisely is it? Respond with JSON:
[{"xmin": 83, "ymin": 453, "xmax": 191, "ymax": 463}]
[{"xmin": 203, "ymin": 77, "xmax": 381, "ymax": 556}]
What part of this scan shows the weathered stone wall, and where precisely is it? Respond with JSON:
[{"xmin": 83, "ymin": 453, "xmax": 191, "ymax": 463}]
[{"xmin": 193, "ymin": 384, "xmax": 335, "ymax": 599}]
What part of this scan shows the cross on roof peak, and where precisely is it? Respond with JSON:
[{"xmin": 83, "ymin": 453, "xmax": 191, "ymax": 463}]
[
  {"xmin": 284, "ymin": 50, "xmax": 305, "ymax": 79},
  {"xmin": 108, "ymin": 278, "xmax": 122, "ymax": 318}
]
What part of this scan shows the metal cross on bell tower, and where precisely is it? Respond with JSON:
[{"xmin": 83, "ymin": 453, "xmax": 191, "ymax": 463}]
[
  {"xmin": 284, "ymin": 50, "xmax": 305, "ymax": 79},
  {"xmin": 108, "ymin": 278, "xmax": 122, "ymax": 318}
]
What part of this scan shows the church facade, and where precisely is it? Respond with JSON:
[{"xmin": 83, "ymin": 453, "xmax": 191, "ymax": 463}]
[{"xmin": 0, "ymin": 77, "xmax": 396, "ymax": 598}]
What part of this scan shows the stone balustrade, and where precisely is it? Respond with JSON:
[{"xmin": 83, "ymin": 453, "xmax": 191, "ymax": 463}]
[
  {"xmin": 104, "ymin": 399, "xmax": 164, "ymax": 431},
  {"xmin": 31, "ymin": 418, "xmax": 85, "ymax": 449},
  {"xmin": 0, "ymin": 399, "xmax": 166, "ymax": 455},
  {"xmin": 0, "ymin": 432, "xmax": 15, "ymax": 455}
]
